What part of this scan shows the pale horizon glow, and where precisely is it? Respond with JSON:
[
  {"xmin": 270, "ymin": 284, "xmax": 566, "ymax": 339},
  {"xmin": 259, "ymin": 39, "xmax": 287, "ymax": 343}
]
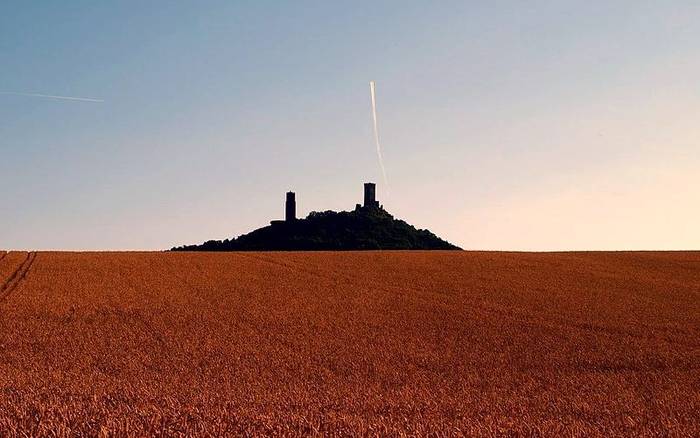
[{"xmin": 1, "ymin": 1, "xmax": 699, "ymax": 251}]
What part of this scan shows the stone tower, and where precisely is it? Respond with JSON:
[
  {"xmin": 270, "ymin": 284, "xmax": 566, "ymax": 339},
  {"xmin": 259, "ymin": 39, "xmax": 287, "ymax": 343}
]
[
  {"xmin": 363, "ymin": 183, "xmax": 379, "ymax": 209},
  {"xmin": 285, "ymin": 192, "xmax": 296, "ymax": 221}
]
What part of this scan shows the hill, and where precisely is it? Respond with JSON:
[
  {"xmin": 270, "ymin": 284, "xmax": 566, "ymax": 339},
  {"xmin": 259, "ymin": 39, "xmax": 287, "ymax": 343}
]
[
  {"xmin": 0, "ymin": 250, "xmax": 698, "ymax": 435},
  {"xmin": 172, "ymin": 207, "xmax": 460, "ymax": 251}
]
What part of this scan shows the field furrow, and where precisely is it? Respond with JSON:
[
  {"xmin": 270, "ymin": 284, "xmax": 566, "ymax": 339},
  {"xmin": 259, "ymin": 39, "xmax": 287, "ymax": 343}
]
[
  {"xmin": 0, "ymin": 252, "xmax": 29, "ymax": 292},
  {"xmin": 0, "ymin": 252, "xmax": 37, "ymax": 302}
]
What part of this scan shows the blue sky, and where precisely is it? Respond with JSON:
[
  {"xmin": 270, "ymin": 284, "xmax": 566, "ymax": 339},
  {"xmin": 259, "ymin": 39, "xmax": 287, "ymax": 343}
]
[{"xmin": 2, "ymin": 1, "xmax": 699, "ymax": 250}]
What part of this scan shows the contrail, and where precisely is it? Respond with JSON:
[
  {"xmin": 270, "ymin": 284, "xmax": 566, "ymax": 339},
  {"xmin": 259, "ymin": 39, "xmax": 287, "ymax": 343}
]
[
  {"xmin": 0, "ymin": 91, "xmax": 104, "ymax": 102},
  {"xmin": 369, "ymin": 81, "xmax": 388, "ymax": 189}
]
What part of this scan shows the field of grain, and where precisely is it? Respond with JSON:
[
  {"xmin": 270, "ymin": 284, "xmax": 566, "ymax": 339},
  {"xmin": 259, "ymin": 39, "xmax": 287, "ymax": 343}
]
[{"xmin": 0, "ymin": 251, "xmax": 698, "ymax": 436}]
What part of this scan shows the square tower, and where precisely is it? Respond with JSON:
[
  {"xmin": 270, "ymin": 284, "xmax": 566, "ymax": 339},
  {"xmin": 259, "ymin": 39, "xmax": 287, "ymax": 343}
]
[{"xmin": 363, "ymin": 183, "xmax": 379, "ymax": 208}]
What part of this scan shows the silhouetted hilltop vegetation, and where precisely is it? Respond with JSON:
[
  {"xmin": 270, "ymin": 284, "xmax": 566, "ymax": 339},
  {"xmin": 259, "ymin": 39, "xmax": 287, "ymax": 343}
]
[{"xmin": 172, "ymin": 207, "xmax": 460, "ymax": 251}]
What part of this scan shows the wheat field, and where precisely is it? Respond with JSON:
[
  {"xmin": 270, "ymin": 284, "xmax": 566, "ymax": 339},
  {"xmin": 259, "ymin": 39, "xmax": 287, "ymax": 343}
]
[{"xmin": 0, "ymin": 250, "xmax": 698, "ymax": 436}]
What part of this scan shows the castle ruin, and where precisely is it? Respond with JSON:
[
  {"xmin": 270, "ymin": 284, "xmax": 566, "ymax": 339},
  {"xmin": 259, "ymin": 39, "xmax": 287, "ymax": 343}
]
[
  {"xmin": 285, "ymin": 192, "xmax": 296, "ymax": 222},
  {"xmin": 275, "ymin": 182, "xmax": 381, "ymax": 225}
]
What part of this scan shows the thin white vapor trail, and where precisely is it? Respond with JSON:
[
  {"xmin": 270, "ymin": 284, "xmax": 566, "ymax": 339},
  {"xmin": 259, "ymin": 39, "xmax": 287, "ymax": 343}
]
[
  {"xmin": 369, "ymin": 81, "xmax": 388, "ymax": 189},
  {"xmin": 0, "ymin": 91, "xmax": 104, "ymax": 102}
]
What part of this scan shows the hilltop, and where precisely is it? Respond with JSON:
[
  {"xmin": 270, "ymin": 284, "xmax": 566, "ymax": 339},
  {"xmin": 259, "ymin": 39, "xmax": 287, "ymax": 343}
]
[
  {"xmin": 172, "ymin": 182, "xmax": 460, "ymax": 251},
  {"xmin": 172, "ymin": 206, "xmax": 460, "ymax": 251}
]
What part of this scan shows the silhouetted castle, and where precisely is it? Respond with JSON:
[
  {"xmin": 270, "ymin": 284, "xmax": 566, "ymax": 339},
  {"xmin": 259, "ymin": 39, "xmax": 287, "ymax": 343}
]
[
  {"xmin": 282, "ymin": 183, "xmax": 382, "ymax": 225},
  {"xmin": 356, "ymin": 182, "xmax": 381, "ymax": 211},
  {"xmin": 173, "ymin": 182, "xmax": 459, "ymax": 251}
]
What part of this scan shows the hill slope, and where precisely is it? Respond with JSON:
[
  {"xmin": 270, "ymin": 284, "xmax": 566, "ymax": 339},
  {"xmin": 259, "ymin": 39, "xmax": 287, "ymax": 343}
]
[{"xmin": 173, "ymin": 207, "xmax": 460, "ymax": 251}]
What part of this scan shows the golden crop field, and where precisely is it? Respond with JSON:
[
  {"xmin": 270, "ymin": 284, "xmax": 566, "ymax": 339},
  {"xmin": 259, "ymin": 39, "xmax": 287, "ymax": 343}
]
[{"xmin": 0, "ymin": 250, "xmax": 698, "ymax": 436}]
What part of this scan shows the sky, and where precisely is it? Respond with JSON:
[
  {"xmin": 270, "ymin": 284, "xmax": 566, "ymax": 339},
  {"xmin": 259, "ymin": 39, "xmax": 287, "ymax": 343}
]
[{"xmin": 1, "ymin": 1, "xmax": 699, "ymax": 251}]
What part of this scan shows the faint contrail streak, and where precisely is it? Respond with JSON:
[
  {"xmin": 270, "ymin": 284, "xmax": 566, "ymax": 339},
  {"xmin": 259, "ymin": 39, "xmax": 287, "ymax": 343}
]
[
  {"xmin": 369, "ymin": 81, "xmax": 388, "ymax": 189},
  {"xmin": 0, "ymin": 91, "xmax": 104, "ymax": 102}
]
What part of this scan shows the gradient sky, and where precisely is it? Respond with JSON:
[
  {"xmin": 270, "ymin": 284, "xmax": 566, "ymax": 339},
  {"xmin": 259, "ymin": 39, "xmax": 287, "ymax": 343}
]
[{"xmin": 2, "ymin": 1, "xmax": 699, "ymax": 251}]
